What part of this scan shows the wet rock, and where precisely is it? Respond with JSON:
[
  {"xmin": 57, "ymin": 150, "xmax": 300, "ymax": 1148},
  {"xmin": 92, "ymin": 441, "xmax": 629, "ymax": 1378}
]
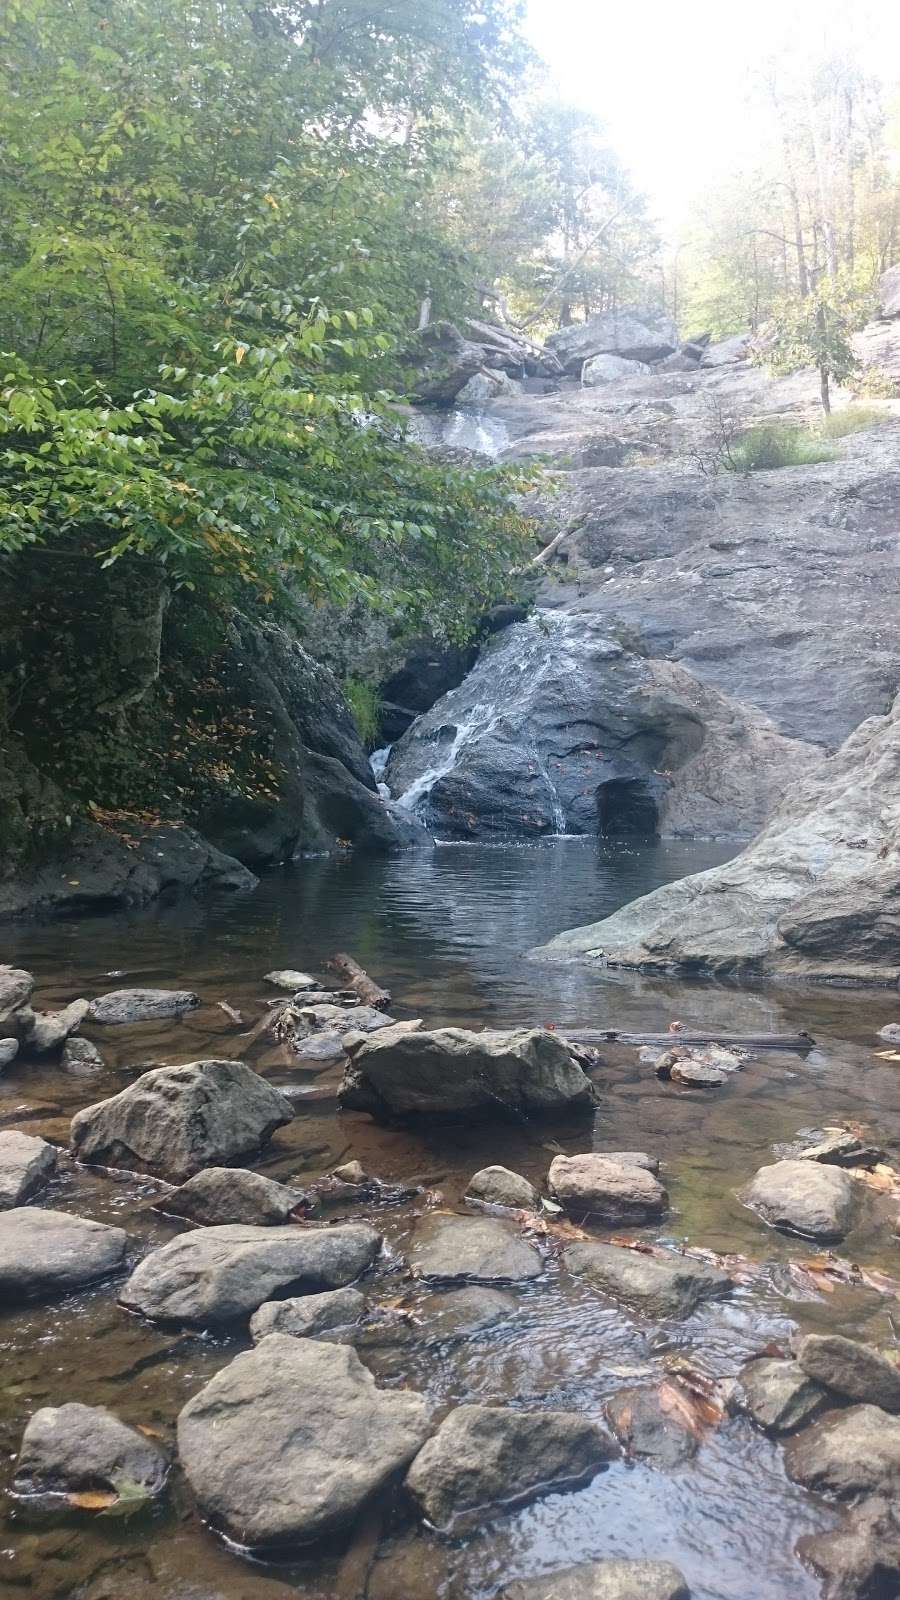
[
  {"xmin": 669, "ymin": 1059, "xmax": 727, "ymax": 1087},
  {"xmin": 496, "ymin": 1559, "xmax": 690, "ymax": 1600},
  {"xmin": 735, "ymin": 1357, "xmax": 829, "ymax": 1435},
  {"xmin": 0, "ymin": 1131, "xmax": 58, "ymax": 1208},
  {"xmin": 605, "ymin": 1386, "xmax": 697, "ymax": 1465},
  {"xmin": 798, "ymin": 1129, "xmax": 883, "ymax": 1168},
  {"xmin": 410, "ymin": 1214, "xmax": 542, "ymax": 1284},
  {"xmin": 155, "ymin": 1166, "xmax": 306, "ymax": 1226},
  {"xmin": 340, "ymin": 1024, "xmax": 595, "ymax": 1116},
  {"xmin": 744, "ymin": 1159, "xmax": 856, "ymax": 1241},
  {"xmin": 405, "ymin": 1403, "xmax": 617, "ymax": 1530},
  {"xmin": 0, "ymin": 965, "xmax": 35, "ymax": 1028},
  {"xmin": 418, "ymin": 1286, "xmax": 518, "ymax": 1342},
  {"xmin": 797, "ymin": 1334, "xmax": 900, "ymax": 1414},
  {"xmin": 13, "ymin": 1402, "xmax": 168, "ymax": 1501},
  {"xmin": 88, "ymin": 988, "xmax": 200, "ymax": 1024},
  {"xmin": 0, "ymin": 1207, "xmax": 128, "ymax": 1303},
  {"xmin": 0, "ymin": 1037, "xmax": 19, "ymax": 1068},
  {"xmin": 26, "ymin": 999, "xmax": 90, "ymax": 1054},
  {"xmin": 177, "ymin": 1335, "xmax": 429, "ymax": 1547},
  {"xmin": 798, "ymin": 1497, "xmax": 900, "ymax": 1600},
  {"xmin": 548, "ymin": 1153, "xmax": 667, "ymax": 1223},
  {"xmin": 465, "ymin": 1164, "xmax": 538, "ymax": 1210},
  {"xmin": 367, "ymin": 1533, "xmax": 454, "ymax": 1600},
  {"xmin": 60, "ymin": 1036, "xmax": 105, "ymax": 1072},
  {"xmin": 249, "ymin": 1285, "xmax": 366, "ymax": 1343},
  {"xmin": 119, "ymin": 1221, "xmax": 381, "ymax": 1327},
  {"xmin": 264, "ymin": 970, "xmax": 317, "ymax": 990},
  {"xmin": 784, "ymin": 1404, "xmax": 900, "ymax": 1498},
  {"xmin": 564, "ymin": 1241, "xmax": 734, "ymax": 1318},
  {"xmin": 70, "ymin": 1059, "xmax": 294, "ymax": 1181}
]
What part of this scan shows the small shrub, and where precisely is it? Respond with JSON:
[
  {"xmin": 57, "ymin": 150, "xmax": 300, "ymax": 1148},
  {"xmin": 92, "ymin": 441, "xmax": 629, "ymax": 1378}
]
[
  {"xmin": 343, "ymin": 676, "xmax": 382, "ymax": 746},
  {"xmin": 725, "ymin": 423, "xmax": 836, "ymax": 473},
  {"xmin": 852, "ymin": 365, "xmax": 900, "ymax": 400},
  {"xmin": 816, "ymin": 406, "xmax": 889, "ymax": 439}
]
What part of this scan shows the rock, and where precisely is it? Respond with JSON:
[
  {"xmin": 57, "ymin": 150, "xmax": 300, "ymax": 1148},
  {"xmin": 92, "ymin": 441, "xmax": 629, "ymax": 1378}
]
[
  {"xmin": 249, "ymin": 1286, "xmax": 366, "ymax": 1343},
  {"xmin": 340, "ymin": 1024, "xmax": 595, "ymax": 1116},
  {"xmin": 0, "ymin": 1131, "xmax": 58, "ymax": 1208},
  {"xmin": 13, "ymin": 1402, "xmax": 168, "ymax": 1501},
  {"xmin": 495, "ymin": 1560, "xmax": 690, "ymax": 1600},
  {"xmin": 878, "ymin": 1022, "xmax": 900, "ymax": 1043},
  {"xmin": 0, "ymin": 1207, "xmax": 128, "ymax": 1303},
  {"xmin": 154, "ymin": 1167, "xmax": 305, "ymax": 1226},
  {"xmin": 367, "ymin": 1534, "xmax": 454, "ymax": 1600},
  {"xmin": 293, "ymin": 1032, "xmax": 348, "ymax": 1066},
  {"xmin": 410, "ymin": 1214, "xmax": 542, "ymax": 1284},
  {"xmin": 797, "ymin": 1334, "xmax": 900, "ymax": 1414},
  {"xmin": 264, "ymin": 970, "xmax": 317, "ymax": 990},
  {"xmin": 564, "ymin": 1241, "xmax": 733, "ymax": 1318},
  {"xmin": 784, "ymin": 1405, "xmax": 900, "ymax": 1498},
  {"xmin": 408, "ymin": 321, "xmax": 486, "ymax": 405},
  {"xmin": 798, "ymin": 1497, "xmax": 900, "ymax": 1600},
  {"xmin": 404, "ymin": 1403, "xmax": 617, "ymax": 1530},
  {"xmin": 119, "ymin": 1221, "xmax": 381, "ymax": 1327},
  {"xmin": 880, "ymin": 264, "xmax": 900, "ymax": 319},
  {"xmin": 798, "ymin": 1129, "xmax": 883, "ymax": 1168},
  {"xmin": 465, "ymin": 1164, "xmax": 538, "ymax": 1210},
  {"xmin": 601, "ymin": 1150, "xmax": 660, "ymax": 1172},
  {"xmin": 605, "ymin": 1386, "xmax": 697, "ymax": 1466},
  {"xmin": 735, "ymin": 1357, "xmax": 829, "ymax": 1435},
  {"xmin": 744, "ymin": 1159, "xmax": 856, "ymax": 1241},
  {"xmin": 0, "ymin": 965, "xmax": 35, "ymax": 1028},
  {"xmin": 0, "ymin": 1037, "xmax": 19, "ymax": 1068},
  {"xmin": 545, "ymin": 309, "xmax": 678, "ymax": 373},
  {"xmin": 548, "ymin": 1154, "xmax": 667, "ymax": 1223},
  {"xmin": 700, "ymin": 332, "xmax": 752, "ymax": 366},
  {"xmin": 60, "ymin": 1036, "xmax": 105, "ymax": 1072},
  {"xmin": 582, "ymin": 354, "xmax": 651, "ymax": 386},
  {"xmin": 300, "ymin": 1002, "xmax": 394, "ymax": 1035},
  {"xmin": 89, "ymin": 987, "xmax": 200, "ymax": 1024},
  {"xmin": 177, "ymin": 1335, "xmax": 429, "ymax": 1546},
  {"xmin": 360, "ymin": 1286, "xmax": 518, "ymax": 1350},
  {"xmin": 457, "ymin": 368, "xmax": 522, "ymax": 403},
  {"xmin": 70, "ymin": 1059, "xmax": 294, "ymax": 1181},
  {"xmin": 26, "ymin": 998, "xmax": 90, "ymax": 1054},
  {"xmin": 669, "ymin": 1059, "xmax": 727, "ymax": 1087},
  {"xmin": 333, "ymin": 1160, "xmax": 367, "ymax": 1184}
]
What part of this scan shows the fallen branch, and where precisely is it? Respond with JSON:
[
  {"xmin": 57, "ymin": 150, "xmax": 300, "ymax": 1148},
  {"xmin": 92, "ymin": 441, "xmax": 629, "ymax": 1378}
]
[
  {"xmin": 216, "ymin": 1000, "xmax": 243, "ymax": 1025},
  {"xmin": 561, "ymin": 1028, "xmax": 815, "ymax": 1051},
  {"xmin": 328, "ymin": 953, "xmax": 392, "ymax": 1010}
]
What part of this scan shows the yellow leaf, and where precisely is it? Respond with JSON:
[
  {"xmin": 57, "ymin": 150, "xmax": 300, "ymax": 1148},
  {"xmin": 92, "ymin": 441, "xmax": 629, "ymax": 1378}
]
[
  {"xmin": 234, "ymin": 345, "xmax": 246, "ymax": 365},
  {"xmin": 67, "ymin": 1489, "xmax": 118, "ymax": 1510},
  {"xmin": 263, "ymin": 193, "xmax": 279, "ymax": 208}
]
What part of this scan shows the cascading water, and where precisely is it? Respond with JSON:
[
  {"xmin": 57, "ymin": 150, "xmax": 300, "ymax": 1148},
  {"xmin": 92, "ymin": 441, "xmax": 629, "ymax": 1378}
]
[{"xmin": 406, "ymin": 404, "xmax": 510, "ymax": 458}]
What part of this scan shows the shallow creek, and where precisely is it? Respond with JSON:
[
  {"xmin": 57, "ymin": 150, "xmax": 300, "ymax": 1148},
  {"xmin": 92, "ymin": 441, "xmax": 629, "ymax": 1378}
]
[{"xmin": 2, "ymin": 838, "xmax": 900, "ymax": 1600}]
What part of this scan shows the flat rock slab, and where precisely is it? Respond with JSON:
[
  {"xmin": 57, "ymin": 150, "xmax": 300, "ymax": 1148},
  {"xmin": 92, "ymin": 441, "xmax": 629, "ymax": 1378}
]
[
  {"xmin": 797, "ymin": 1333, "xmax": 900, "ymax": 1413},
  {"xmin": 0, "ymin": 1131, "xmax": 58, "ymax": 1209},
  {"xmin": 784, "ymin": 1404, "xmax": 900, "ymax": 1498},
  {"xmin": 155, "ymin": 1166, "xmax": 305, "ymax": 1226},
  {"xmin": 0, "ymin": 1207, "xmax": 128, "ymax": 1304},
  {"xmin": 496, "ymin": 1560, "xmax": 690, "ymax": 1600},
  {"xmin": 410, "ymin": 1215, "xmax": 542, "ymax": 1284},
  {"xmin": 70, "ymin": 1059, "xmax": 294, "ymax": 1181},
  {"xmin": 744, "ymin": 1159, "xmax": 857, "ymax": 1240},
  {"xmin": 405, "ymin": 1403, "xmax": 617, "ymax": 1530},
  {"xmin": 605, "ymin": 1386, "xmax": 697, "ymax": 1466},
  {"xmin": 465, "ymin": 1165, "xmax": 538, "ymax": 1210},
  {"xmin": 89, "ymin": 988, "xmax": 199, "ymax": 1024},
  {"xmin": 564, "ymin": 1242, "xmax": 734, "ymax": 1318},
  {"xmin": 177, "ymin": 1335, "xmax": 429, "ymax": 1547},
  {"xmin": 340, "ymin": 1024, "xmax": 595, "ymax": 1116},
  {"xmin": 120, "ymin": 1222, "xmax": 381, "ymax": 1327},
  {"xmin": 13, "ymin": 1401, "xmax": 168, "ymax": 1500},
  {"xmin": 250, "ymin": 1286, "xmax": 366, "ymax": 1343},
  {"xmin": 548, "ymin": 1154, "xmax": 667, "ymax": 1223},
  {"xmin": 735, "ymin": 1357, "xmax": 829, "ymax": 1435}
]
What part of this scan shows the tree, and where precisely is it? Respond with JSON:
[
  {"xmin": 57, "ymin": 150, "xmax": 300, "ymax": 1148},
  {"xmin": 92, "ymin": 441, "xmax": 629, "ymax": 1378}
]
[{"xmin": 760, "ymin": 278, "xmax": 862, "ymax": 412}]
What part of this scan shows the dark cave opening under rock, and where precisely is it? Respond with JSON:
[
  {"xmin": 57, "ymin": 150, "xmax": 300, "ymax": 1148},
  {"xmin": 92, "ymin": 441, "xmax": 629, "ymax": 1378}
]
[{"xmin": 596, "ymin": 778, "xmax": 660, "ymax": 837}]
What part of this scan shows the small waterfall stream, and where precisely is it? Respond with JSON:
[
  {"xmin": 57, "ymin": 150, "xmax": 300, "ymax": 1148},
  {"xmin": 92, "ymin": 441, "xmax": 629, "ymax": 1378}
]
[{"xmin": 407, "ymin": 403, "xmax": 510, "ymax": 458}]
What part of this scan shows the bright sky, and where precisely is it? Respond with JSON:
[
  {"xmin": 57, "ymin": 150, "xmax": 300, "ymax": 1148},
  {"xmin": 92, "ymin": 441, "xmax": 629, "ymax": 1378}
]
[{"xmin": 524, "ymin": 0, "xmax": 900, "ymax": 237}]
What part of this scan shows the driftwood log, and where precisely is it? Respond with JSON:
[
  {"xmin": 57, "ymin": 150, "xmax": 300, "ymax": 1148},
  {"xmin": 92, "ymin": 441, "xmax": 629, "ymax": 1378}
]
[
  {"xmin": 562, "ymin": 1029, "xmax": 815, "ymax": 1052},
  {"xmin": 329, "ymin": 953, "xmax": 392, "ymax": 1010}
]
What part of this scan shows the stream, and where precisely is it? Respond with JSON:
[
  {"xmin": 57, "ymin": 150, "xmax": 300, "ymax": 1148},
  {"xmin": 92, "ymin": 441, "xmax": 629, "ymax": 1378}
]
[{"xmin": 2, "ymin": 838, "xmax": 900, "ymax": 1600}]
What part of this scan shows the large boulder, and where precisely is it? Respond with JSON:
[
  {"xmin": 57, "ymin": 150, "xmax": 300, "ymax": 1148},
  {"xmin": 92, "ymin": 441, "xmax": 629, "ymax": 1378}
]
[
  {"xmin": 177, "ymin": 1336, "xmax": 430, "ymax": 1547},
  {"xmin": 13, "ymin": 1402, "xmax": 168, "ymax": 1501},
  {"xmin": 404, "ymin": 1403, "xmax": 617, "ymax": 1530},
  {"xmin": 70, "ymin": 1060, "xmax": 294, "ymax": 1181},
  {"xmin": 735, "ymin": 1357, "xmax": 829, "ymax": 1435},
  {"xmin": 155, "ymin": 1167, "xmax": 305, "ymax": 1226},
  {"xmin": 496, "ymin": 1561, "xmax": 690, "ymax": 1600},
  {"xmin": 0, "ymin": 1131, "xmax": 58, "ymax": 1209},
  {"xmin": 410, "ymin": 1214, "xmax": 542, "ymax": 1284},
  {"xmin": 88, "ymin": 988, "xmax": 199, "ymax": 1024},
  {"xmin": 784, "ymin": 1405, "xmax": 900, "ymax": 1498},
  {"xmin": 564, "ymin": 1241, "xmax": 733, "ymax": 1318},
  {"xmin": 744, "ymin": 1160, "xmax": 857, "ymax": 1241},
  {"xmin": 548, "ymin": 1153, "xmax": 667, "ymax": 1223},
  {"xmin": 407, "ymin": 321, "xmax": 486, "ymax": 405},
  {"xmin": 880, "ymin": 264, "xmax": 900, "ymax": 319},
  {"xmin": 119, "ymin": 1221, "xmax": 381, "ymax": 1327},
  {"xmin": 0, "ymin": 1208, "xmax": 128, "ymax": 1303},
  {"xmin": 582, "ymin": 354, "xmax": 651, "ymax": 386},
  {"xmin": 545, "ymin": 309, "xmax": 678, "ymax": 374},
  {"xmin": 340, "ymin": 1023, "xmax": 595, "ymax": 1116},
  {"xmin": 796, "ymin": 1334, "xmax": 900, "ymax": 1414}
]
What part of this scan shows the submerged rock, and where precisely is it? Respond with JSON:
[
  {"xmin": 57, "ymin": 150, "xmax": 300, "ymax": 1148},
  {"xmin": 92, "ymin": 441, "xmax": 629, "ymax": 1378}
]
[
  {"xmin": 119, "ymin": 1222, "xmax": 381, "ymax": 1327},
  {"xmin": 785, "ymin": 1405, "xmax": 900, "ymax": 1498},
  {"xmin": 605, "ymin": 1385, "xmax": 698, "ymax": 1465},
  {"xmin": 564, "ymin": 1241, "xmax": 733, "ymax": 1318},
  {"xmin": 177, "ymin": 1335, "xmax": 429, "ymax": 1547},
  {"xmin": 0, "ymin": 1207, "xmax": 128, "ymax": 1303},
  {"xmin": 410, "ymin": 1214, "xmax": 542, "ymax": 1284},
  {"xmin": 249, "ymin": 1286, "xmax": 366, "ymax": 1343},
  {"xmin": 70, "ymin": 1060, "xmax": 293, "ymax": 1180},
  {"xmin": 340, "ymin": 1024, "xmax": 595, "ymax": 1116},
  {"xmin": 465, "ymin": 1164, "xmax": 538, "ymax": 1210},
  {"xmin": 735, "ymin": 1357, "xmax": 829, "ymax": 1435},
  {"xmin": 88, "ymin": 988, "xmax": 200, "ymax": 1024},
  {"xmin": 548, "ymin": 1153, "xmax": 666, "ymax": 1223},
  {"xmin": 798, "ymin": 1496, "xmax": 900, "ymax": 1600},
  {"xmin": 155, "ymin": 1166, "xmax": 306, "ymax": 1226},
  {"xmin": 60, "ymin": 1036, "xmax": 105, "ymax": 1073},
  {"xmin": 0, "ymin": 1131, "xmax": 58, "ymax": 1208},
  {"xmin": 404, "ymin": 1403, "xmax": 617, "ymax": 1530},
  {"xmin": 796, "ymin": 1334, "xmax": 900, "ymax": 1414},
  {"xmin": 496, "ymin": 1560, "xmax": 690, "ymax": 1600},
  {"xmin": 13, "ymin": 1402, "xmax": 168, "ymax": 1501},
  {"xmin": 744, "ymin": 1159, "xmax": 856, "ymax": 1241}
]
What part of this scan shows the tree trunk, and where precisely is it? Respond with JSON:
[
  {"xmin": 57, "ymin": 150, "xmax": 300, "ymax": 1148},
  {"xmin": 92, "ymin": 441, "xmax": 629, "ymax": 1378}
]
[{"xmin": 820, "ymin": 365, "xmax": 831, "ymax": 414}]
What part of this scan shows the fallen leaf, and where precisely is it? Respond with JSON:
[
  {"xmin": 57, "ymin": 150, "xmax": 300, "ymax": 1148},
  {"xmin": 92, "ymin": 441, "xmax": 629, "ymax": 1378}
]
[
  {"xmin": 657, "ymin": 1378, "xmax": 722, "ymax": 1439},
  {"xmin": 67, "ymin": 1489, "xmax": 118, "ymax": 1510}
]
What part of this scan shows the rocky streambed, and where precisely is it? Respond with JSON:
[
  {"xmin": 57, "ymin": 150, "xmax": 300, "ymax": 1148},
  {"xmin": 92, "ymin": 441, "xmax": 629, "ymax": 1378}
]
[{"xmin": 1, "ymin": 851, "xmax": 900, "ymax": 1600}]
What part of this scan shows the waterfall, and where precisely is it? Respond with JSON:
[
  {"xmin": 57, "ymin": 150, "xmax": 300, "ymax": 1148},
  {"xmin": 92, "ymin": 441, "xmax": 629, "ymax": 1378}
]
[
  {"xmin": 394, "ymin": 701, "xmax": 500, "ymax": 815},
  {"xmin": 406, "ymin": 405, "xmax": 509, "ymax": 458}
]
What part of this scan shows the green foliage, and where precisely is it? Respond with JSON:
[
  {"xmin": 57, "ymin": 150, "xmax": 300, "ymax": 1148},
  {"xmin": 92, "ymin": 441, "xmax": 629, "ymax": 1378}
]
[
  {"xmin": 761, "ymin": 283, "xmax": 863, "ymax": 396},
  {"xmin": 816, "ymin": 405, "xmax": 890, "ymax": 438},
  {"xmin": 725, "ymin": 423, "xmax": 836, "ymax": 473},
  {"xmin": 343, "ymin": 677, "xmax": 383, "ymax": 746},
  {"xmin": 852, "ymin": 365, "xmax": 900, "ymax": 399}
]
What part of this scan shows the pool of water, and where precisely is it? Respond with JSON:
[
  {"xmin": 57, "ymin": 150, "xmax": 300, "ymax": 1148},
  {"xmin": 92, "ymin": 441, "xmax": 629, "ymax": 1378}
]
[{"xmin": 2, "ymin": 838, "xmax": 899, "ymax": 1600}]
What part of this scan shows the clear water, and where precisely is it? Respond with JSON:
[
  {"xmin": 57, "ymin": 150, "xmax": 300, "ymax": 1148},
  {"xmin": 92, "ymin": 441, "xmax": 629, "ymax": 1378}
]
[{"xmin": 2, "ymin": 838, "xmax": 899, "ymax": 1600}]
